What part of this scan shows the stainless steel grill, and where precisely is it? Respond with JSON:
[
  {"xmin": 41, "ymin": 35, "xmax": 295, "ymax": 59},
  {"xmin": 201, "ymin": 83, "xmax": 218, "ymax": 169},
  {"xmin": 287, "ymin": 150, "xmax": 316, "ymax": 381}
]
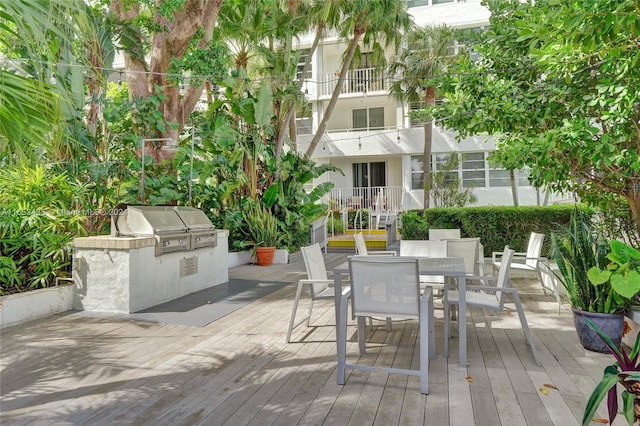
[{"xmin": 111, "ymin": 205, "xmax": 216, "ymax": 256}]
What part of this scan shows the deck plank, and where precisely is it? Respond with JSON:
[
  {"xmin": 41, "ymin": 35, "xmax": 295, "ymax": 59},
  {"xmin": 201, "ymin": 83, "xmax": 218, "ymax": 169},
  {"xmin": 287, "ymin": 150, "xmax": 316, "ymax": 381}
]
[{"xmin": 0, "ymin": 251, "xmax": 618, "ymax": 426}]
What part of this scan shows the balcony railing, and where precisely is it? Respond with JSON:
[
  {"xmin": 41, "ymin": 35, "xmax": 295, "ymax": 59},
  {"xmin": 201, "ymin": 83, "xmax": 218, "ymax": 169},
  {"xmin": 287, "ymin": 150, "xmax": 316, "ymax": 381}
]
[{"xmin": 317, "ymin": 68, "xmax": 390, "ymax": 97}]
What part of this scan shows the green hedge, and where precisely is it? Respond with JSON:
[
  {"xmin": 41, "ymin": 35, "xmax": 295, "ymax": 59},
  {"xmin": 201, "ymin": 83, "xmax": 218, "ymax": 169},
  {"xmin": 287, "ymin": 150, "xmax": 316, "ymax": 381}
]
[{"xmin": 401, "ymin": 205, "xmax": 593, "ymax": 257}]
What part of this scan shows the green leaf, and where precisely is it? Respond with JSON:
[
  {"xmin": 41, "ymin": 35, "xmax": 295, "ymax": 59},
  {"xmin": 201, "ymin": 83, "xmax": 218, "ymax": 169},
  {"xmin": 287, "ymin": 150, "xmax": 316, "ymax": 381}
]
[
  {"xmin": 254, "ymin": 81, "xmax": 273, "ymax": 128},
  {"xmin": 611, "ymin": 271, "xmax": 640, "ymax": 299},
  {"xmin": 582, "ymin": 365, "xmax": 620, "ymax": 426},
  {"xmin": 262, "ymin": 184, "xmax": 279, "ymax": 208},
  {"xmin": 587, "ymin": 267, "xmax": 610, "ymax": 285},
  {"xmin": 622, "ymin": 390, "xmax": 635, "ymax": 425}
]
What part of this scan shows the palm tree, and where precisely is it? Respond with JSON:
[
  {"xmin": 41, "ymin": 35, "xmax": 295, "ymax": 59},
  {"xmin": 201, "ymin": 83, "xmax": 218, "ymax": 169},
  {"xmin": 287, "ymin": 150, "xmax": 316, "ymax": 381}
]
[
  {"xmin": 305, "ymin": 0, "xmax": 413, "ymax": 157},
  {"xmin": 0, "ymin": 0, "xmax": 88, "ymax": 163},
  {"xmin": 388, "ymin": 24, "xmax": 461, "ymax": 209},
  {"xmin": 276, "ymin": 0, "xmax": 343, "ymax": 156}
]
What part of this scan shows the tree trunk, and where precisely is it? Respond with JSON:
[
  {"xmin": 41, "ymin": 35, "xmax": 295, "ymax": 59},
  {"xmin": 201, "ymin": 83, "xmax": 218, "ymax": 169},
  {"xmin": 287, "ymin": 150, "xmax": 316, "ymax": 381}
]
[
  {"xmin": 276, "ymin": 22, "xmax": 324, "ymax": 157},
  {"xmin": 110, "ymin": 0, "xmax": 223, "ymax": 154},
  {"xmin": 423, "ymin": 86, "xmax": 436, "ymax": 210},
  {"xmin": 423, "ymin": 120, "xmax": 432, "ymax": 209},
  {"xmin": 288, "ymin": 109, "xmax": 297, "ymax": 153},
  {"xmin": 626, "ymin": 191, "xmax": 640, "ymax": 236},
  {"xmin": 305, "ymin": 30, "xmax": 363, "ymax": 157},
  {"xmin": 510, "ymin": 169, "xmax": 519, "ymax": 206}
]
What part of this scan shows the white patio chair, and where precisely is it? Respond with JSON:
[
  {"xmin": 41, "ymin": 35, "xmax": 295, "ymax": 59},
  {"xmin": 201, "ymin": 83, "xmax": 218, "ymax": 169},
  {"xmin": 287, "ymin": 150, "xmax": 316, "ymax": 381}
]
[
  {"xmin": 337, "ymin": 256, "xmax": 436, "ymax": 394},
  {"xmin": 355, "ymin": 232, "xmax": 396, "ymax": 329},
  {"xmin": 538, "ymin": 260, "xmax": 563, "ymax": 315},
  {"xmin": 492, "ymin": 232, "xmax": 551, "ymax": 300},
  {"xmin": 447, "ymin": 238, "xmax": 486, "ymax": 283},
  {"xmin": 443, "ymin": 246, "xmax": 541, "ymax": 366},
  {"xmin": 287, "ymin": 243, "xmax": 337, "ymax": 343},
  {"xmin": 354, "ymin": 232, "xmax": 396, "ymax": 256},
  {"xmin": 399, "ymin": 240, "xmax": 448, "ymax": 290},
  {"xmin": 428, "ymin": 228, "xmax": 461, "ymax": 241}
]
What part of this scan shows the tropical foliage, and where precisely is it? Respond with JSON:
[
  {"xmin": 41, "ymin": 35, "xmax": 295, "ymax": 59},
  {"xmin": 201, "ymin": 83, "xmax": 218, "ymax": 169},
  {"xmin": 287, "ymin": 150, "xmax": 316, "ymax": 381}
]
[
  {"xmin": 434, "ymin": 0, "xmax": 640, "ymax": 233},
  {"xmin": 388, "ymin": 24, "xmax": 463, "ymax": 208},
  {"xmin": 582, "ymin": 317, "xmax": 640, "ymax": 426},
  {"xmin": 0, "ymin": 165, "xmax": 90, "ymax": 294},
  {"xmin": 551, "ymin": 207, "xmax": 638, "ymax": 314}
]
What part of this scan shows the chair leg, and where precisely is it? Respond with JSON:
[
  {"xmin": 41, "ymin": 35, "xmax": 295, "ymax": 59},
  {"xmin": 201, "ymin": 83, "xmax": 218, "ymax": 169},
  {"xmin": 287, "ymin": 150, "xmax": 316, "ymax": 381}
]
[
  {"xmin": 337, "ymin": 294, "xmax": 349, "ymax": 385},
  {"xmin": 427, "ymin": 290, "xmax": 436, "ymax": 360},
  {"xmin": 286, "ymin": 282, "xmax": 305, "ymax": 343},
  {"xmin": 419, "ymin": 288, "xmax": 433, "ymax": 394},
  {"xmin": 357, "ymin": 316, "xmax": 367, "ymax": 354},
  {"xmin": 443, "ymin": 295, "xmax": 450, "ymax": 359},
  {"xmin": 305, "ymin": 296, "xmax": 315, "ymax": 327},
  {"xmin": 512, "ymin": 293, "xmax": 542, "ymax": 367}
]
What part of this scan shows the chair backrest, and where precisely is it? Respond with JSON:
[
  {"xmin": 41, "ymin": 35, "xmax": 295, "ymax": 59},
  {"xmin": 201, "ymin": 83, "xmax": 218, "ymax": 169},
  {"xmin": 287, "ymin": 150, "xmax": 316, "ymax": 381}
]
[
  {"xmin": 447, "ymin": 238, "xmax": 480, "ymax": 275},
  {"xmin": 354, "ymin": 232, "xmax": 368, "ymax": 255},
  {"xmin": 400, "ymin": 240, "xmax": 447, "ymax": 258},
  {"xmin": 429, "ymin": 228, "xmax": 461, "ymax": 241},
  {"xmin": 525, "ymin": 232, "xmax": 545, "ymax": 268},
  {"xmin": 493, "ymin": 246, "xmax": 515, "ymax": 308},
  {"xmin": 301, "ymin": 243, "xmax": 329, "ymax": 297},
  {"xmin": 348, "ymin": 256, "xmax": 420, "ymax": 319}
]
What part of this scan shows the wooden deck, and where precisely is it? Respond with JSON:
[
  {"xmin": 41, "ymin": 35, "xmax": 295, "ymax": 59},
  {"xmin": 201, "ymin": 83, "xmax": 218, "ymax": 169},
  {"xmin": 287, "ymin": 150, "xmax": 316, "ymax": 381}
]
[{"xmin": 0, "ymin": 251, "xmax": 616, "ymax": 425}]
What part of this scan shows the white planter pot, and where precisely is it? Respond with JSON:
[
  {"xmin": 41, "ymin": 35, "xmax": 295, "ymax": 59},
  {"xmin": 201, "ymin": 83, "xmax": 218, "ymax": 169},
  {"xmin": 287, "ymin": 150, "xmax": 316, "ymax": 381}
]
[{"xmin": 0, "ymin": 284, "xmax": 74, "ymax": 328}]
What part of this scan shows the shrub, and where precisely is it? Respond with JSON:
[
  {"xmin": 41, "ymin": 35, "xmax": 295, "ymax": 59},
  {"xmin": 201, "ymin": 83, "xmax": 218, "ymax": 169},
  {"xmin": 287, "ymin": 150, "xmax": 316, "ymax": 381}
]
[
  {"xmin": 0, "ymin": 165, "xmax": 90, "ymax": 294},
  {"xmin": 400, "ymin": 205, "xmax": 582, "ymax": 256}
]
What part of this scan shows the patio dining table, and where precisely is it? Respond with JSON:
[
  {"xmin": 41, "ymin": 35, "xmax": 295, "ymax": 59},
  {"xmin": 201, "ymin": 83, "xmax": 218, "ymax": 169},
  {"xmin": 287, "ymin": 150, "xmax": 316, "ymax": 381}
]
[{"xmin": 333, "ymin": 256, "xmax": 469, "ymax": 367}]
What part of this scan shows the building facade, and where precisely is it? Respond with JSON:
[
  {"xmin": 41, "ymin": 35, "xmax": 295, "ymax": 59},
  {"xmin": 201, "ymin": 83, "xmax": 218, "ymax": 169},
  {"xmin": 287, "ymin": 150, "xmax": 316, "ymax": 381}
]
[{"xmin": 294, "ymin": 0, "xmax": 566, "ymax": 213}]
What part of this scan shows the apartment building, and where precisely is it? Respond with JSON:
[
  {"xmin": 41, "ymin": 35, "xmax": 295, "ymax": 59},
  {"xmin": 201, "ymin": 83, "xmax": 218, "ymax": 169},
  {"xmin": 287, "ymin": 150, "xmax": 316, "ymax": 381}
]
[{"xmin": 294, "ymin": 0, "xmax": 564, "ymax": 213}]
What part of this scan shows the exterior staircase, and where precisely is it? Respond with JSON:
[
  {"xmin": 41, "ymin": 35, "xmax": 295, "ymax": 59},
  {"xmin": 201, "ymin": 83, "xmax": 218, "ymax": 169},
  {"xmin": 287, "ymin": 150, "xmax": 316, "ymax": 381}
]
[{"xmin": 327, "ymin": 229, "xmax": 399, "ymax": 253}]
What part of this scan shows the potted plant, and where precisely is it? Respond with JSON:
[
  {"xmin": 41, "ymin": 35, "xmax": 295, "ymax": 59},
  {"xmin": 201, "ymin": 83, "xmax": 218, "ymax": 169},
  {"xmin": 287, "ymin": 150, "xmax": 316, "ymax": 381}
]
[
  {"xmin": 551, "ymin": 207, "xmax": 640, "ymax": 352},
  {"xmin": 242, "ymin": 203, "xmax": 282, "ymax": 266},
  {"xmin": 583, "ymin": 318, "xmax": 640, "ymax": 425}
]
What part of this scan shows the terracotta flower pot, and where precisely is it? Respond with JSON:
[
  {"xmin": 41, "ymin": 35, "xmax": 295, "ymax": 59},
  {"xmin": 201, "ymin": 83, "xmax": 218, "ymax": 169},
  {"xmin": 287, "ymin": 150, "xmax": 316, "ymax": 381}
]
[{"xmin": 256, "ymin": 246, "xmax": 276, "ymax": 266}]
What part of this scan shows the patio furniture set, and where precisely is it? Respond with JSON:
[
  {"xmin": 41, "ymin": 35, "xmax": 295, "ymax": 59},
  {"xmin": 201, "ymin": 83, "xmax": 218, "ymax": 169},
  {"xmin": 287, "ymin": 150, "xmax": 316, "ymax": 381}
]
[{"xmin": 287, "ymin": 229, "xmax": 548, "ymax": 395}]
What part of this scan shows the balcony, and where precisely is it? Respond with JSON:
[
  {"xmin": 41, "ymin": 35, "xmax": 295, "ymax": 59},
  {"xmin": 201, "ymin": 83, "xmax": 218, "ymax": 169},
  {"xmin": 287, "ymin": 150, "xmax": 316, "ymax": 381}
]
[{"xmin": 317, "ymin": 68, "xmax": 390, "ymax": 98}]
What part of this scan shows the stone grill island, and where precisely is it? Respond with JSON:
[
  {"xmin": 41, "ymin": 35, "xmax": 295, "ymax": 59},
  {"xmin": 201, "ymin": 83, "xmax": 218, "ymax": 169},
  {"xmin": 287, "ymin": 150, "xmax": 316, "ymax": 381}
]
[{"xmin": 73, "ymin": 206, "xmax": 228, "ymax": 314}]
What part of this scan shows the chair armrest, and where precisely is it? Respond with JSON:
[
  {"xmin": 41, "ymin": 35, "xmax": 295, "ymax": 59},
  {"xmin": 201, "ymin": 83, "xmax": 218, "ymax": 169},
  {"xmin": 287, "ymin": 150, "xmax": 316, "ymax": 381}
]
[
  {"xmin": 299, "ymin": 279, "xmax": 334, "ymax": 286},
  {"xmin": 511, "ymin": 256, "xmax": 548, "ymax": 264},
  {"xmin": 491, "ymin": 251, "xmax": 503, "ymax": 262},
  {"xmin": 463, "ymin": 285, "xmax": 520, "ymax": 294},
  {"xmin": 370, "ymin": 251, "xmax": 397, "ymax": 256},
  {"xmin": 464, "ymin": 274, "xmax": 496, "ymax": 282}
]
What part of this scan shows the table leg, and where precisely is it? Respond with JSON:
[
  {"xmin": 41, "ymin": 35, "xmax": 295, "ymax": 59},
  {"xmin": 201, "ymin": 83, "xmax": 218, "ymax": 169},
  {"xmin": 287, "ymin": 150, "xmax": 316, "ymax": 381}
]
[
  {"xmin": 335, "ymin": 271, "xmax": 345, "ymax": 383},
  {"xmin": 459, "ymin": 275, "xmax": 466, "ymax": 367}
]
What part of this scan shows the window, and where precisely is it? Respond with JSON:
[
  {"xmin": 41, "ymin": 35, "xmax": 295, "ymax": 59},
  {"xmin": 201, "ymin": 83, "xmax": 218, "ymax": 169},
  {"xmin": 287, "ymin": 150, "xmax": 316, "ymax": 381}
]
[
  {"xmin": 353, "ymin": 163, "xmax": 368, "ymax": 188},
  {"xmin": 410, "ymin": 156, "xmax": 424, "ymax": 190},
  {"xmin": 352, "ymin": 107, "xmax": 384, "ymax": 131},
  {"xmin": 411, "ymin": 152, "xmax": 531, "ymax": 191},
  {"xmin": 353, "ymin": 162, "xmax": 386, "ymax": 188},
  {"xmin": 433, "ymin": 154, "xmax": 458, "ymax": 185},
  {"xmin": 296, "ymin": 49, "xmax": 311, "ymax": 80},
  {"xmin": 407, "ymin": 0, "xmax": 454, "ymax": 6},
  {"xmin": 461, "ymin": 153, "xmax": 486, "ymax": 188}
]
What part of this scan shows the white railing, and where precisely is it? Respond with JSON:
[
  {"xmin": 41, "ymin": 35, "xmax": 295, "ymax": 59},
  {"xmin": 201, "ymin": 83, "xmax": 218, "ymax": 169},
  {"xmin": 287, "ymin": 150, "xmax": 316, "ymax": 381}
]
[
  {"xmin": 318, "ymin": 68, "xmax": 390, "ymax": 97},
  {"xmin": 328, "ymin": 186, "xmax": 404, "ymax": 214}
]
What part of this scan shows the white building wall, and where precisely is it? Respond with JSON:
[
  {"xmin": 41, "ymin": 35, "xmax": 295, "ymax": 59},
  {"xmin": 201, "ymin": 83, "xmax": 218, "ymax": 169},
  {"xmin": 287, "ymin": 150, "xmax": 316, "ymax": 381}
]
[{"xmin": 294, "ymin": 2, "xmax": 568, "ymax": 209}]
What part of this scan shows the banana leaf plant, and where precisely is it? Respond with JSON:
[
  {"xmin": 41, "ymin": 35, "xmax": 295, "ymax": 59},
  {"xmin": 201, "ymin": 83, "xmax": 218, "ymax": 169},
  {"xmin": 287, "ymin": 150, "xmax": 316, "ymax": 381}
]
[{"xmin": 583, "ymin": 317, "xmax": 640, "ymax": 426}]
